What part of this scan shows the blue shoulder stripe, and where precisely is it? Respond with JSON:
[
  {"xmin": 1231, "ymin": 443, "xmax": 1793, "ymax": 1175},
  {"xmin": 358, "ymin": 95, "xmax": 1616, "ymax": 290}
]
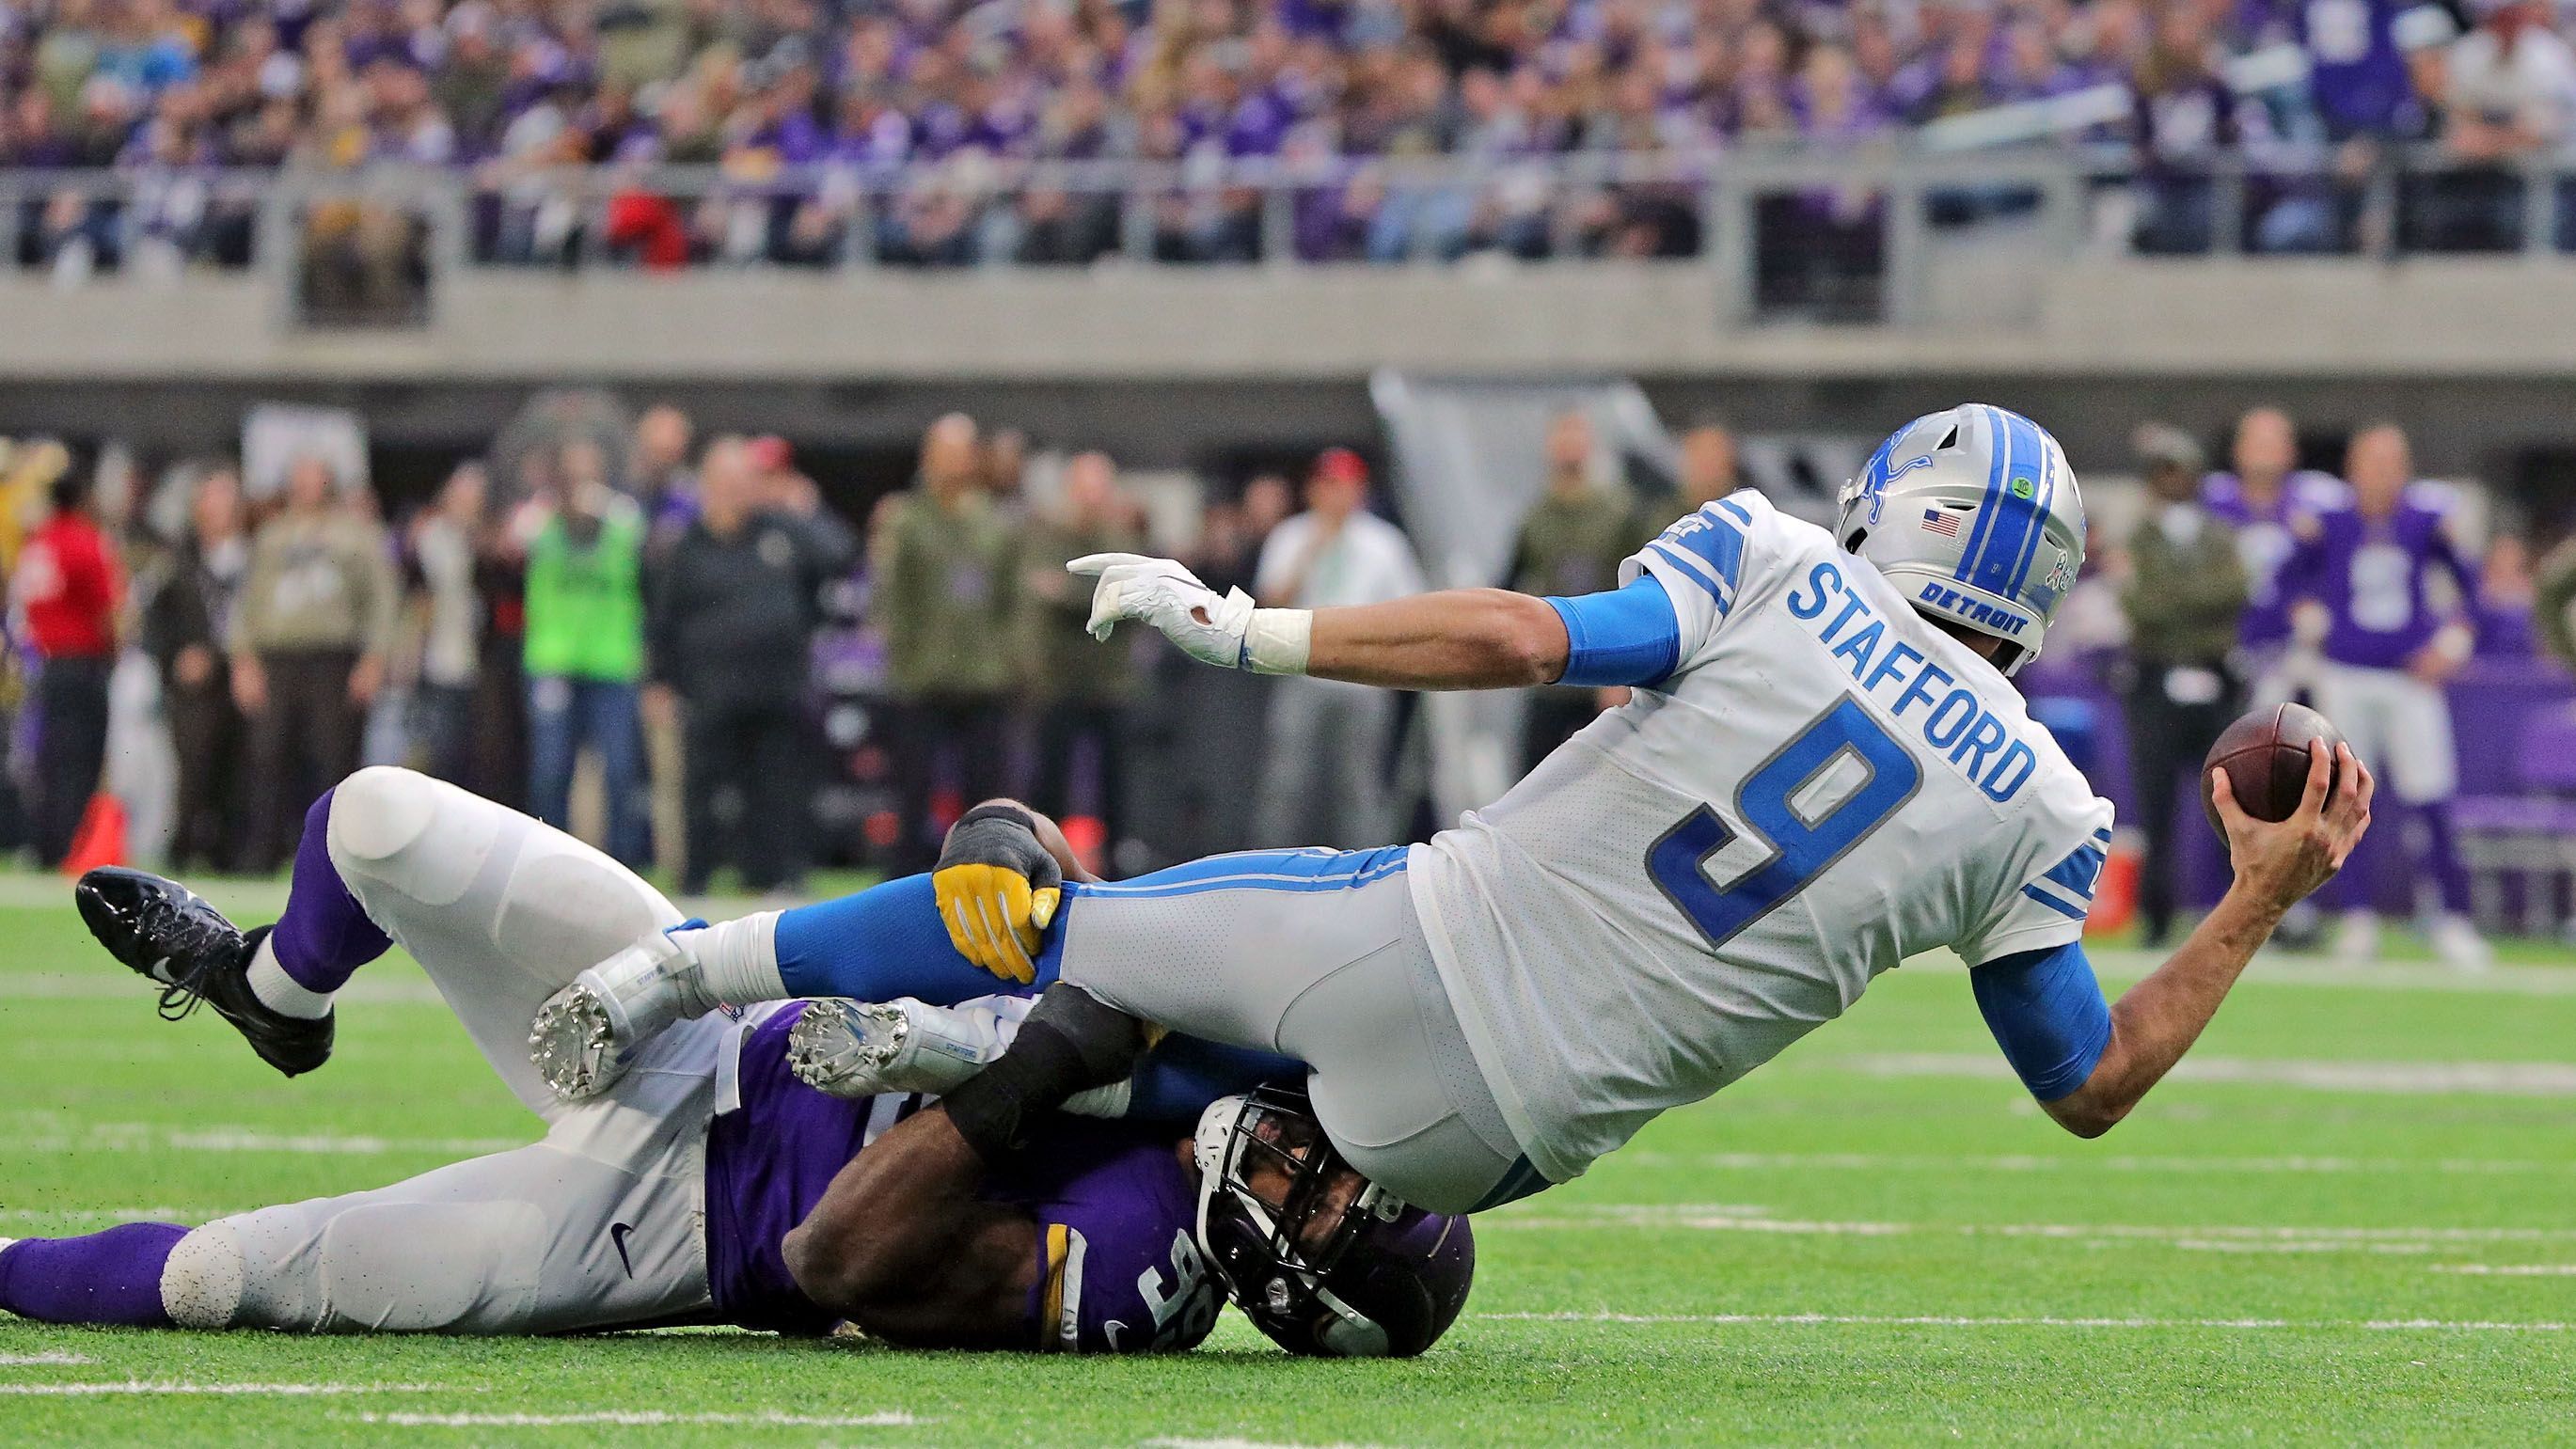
[
  {"xmin": 1664, "ymin": 508, "xmax": 1747, "ymax": 591},
  {"xmin": 2020, "ymin": 884, "xmax": 2089, "ymax": 920},
  {"xmin": 1646, "ymin": 540, "xmax": 1734, "ymax": 616},
  {"xmin": 2041, "ymin": 841, "xmax": 2107, "ymax": 903}
]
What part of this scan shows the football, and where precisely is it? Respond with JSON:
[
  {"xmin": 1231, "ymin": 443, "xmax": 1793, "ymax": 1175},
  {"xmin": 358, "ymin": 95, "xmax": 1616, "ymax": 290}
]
[{"xmin": 2201, "ymin": 701, "xmax": 2347, "ymax": 837}]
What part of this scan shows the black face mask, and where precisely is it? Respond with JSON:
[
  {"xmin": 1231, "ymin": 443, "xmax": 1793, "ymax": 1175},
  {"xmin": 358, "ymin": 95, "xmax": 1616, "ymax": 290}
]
[{"xmin": 1191, "ymin": 1086, "xmax": 1476, "ymax": 1357}]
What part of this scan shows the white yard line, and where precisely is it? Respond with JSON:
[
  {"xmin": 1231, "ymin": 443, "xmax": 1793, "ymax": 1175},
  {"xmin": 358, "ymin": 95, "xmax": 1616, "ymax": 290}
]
[
  {"xmin": 6, "ymin": 1125, "xmax": 529, "ymax": 1157},
  {"xmin": 1620, "ymin": 1150, "xmax": 2573, "ymax": 1175},
  {"xmin": 0, "ymin": 1207, "xmax": 249, "ymax": 1225},
  {"xmin": 0, "ymin": 1381, "xmax": 446, "ymax": 1396},
  {"xmin": 1923, "ymin": 948, "xmax": 2576, "ymax": 995},
  {"xmin": 352, "ymin": 1410, "xmax": 923, "ymax": 1428},
  {"xmin": 1836, "ymin": 1052, "xmax": 2576, "ymax": 1095},
  {"xmin": 0, "ymin": 1352, "xmax": 92, "ymax": 1365},
  {"xmin": 2431, "ymin": 1264, "xmax": 2576, "ymax": 1276},
  {"xmin": 1481, "ymin": 1205, "xmax": 2576, "ymax": 1251},
  {"xmin": 1481, "ymin": 1312, "xmax": 2571, "ymax": 1332},
  {"xmin": 0, "ymin": 972, "xmax": 445, "ymax": 1005},
  {"xmin": 1147, "ymin": 1439, "xmax": 1392, "ymax": 1449}
]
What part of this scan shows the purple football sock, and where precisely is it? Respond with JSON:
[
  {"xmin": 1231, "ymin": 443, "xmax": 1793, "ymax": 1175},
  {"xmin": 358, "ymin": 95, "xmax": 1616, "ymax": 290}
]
[
  {"xmin": 0, "ymin": 1223, "xmax": 186, "ymax": 1326},
  {"xmin": 267, "ymin": 789, "xmax": 392, "ymax": 995},
  {"xmin": 2416, "ymin": 803, "xmax": 2473, "ymax": 917}
]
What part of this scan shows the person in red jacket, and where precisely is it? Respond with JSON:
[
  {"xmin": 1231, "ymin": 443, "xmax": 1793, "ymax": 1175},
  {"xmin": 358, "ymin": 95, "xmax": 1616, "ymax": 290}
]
[{"xmin": 17, "ymin": 471, "xmax": 122, "ymax": 867}]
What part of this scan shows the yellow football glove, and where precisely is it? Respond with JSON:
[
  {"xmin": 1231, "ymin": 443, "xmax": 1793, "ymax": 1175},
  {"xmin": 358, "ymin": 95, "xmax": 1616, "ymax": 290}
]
[{"xmin": 932, "ymin": 805, "xmax": 1066, "ymax": 984}]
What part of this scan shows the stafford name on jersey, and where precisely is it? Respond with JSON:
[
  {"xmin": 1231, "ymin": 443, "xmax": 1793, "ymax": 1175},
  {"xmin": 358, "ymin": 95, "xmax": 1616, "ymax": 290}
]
[{"xmin": 1784, "ymin": 558, "xmax": 2040, "ymax": 804}]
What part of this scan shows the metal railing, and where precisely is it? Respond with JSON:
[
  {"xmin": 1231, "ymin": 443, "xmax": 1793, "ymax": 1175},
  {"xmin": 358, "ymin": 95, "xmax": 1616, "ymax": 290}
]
[{"xmin": 7, "ymin": 144, "xmax": 2576, "ymax": 326}]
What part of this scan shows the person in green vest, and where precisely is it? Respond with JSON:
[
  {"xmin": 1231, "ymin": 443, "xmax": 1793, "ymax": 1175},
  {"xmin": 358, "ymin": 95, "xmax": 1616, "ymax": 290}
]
[{"xmin": 519, "ymin": 440, "xmax": 651, "ymax": 867}]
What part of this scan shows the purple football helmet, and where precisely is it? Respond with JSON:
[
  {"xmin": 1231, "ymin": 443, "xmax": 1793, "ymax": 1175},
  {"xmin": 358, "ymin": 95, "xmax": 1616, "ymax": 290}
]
[{"xmin": 1192, "ymin": 1086, "xmax": 1476, "ymax": 1357}]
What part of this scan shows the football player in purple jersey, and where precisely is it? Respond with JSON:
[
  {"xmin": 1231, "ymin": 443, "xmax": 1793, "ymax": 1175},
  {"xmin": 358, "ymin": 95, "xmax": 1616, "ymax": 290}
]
[
  {"xmin": 2200, "ymin": 406, "xmax": 2351, "ymax": 704},
  {"xmin": 1, "ymin": 770, "xmax": 1473, "ymax": 1357},
  {"xmin": 2280, "ymin": 423, "xmax": 2489, "ymax": 969}
]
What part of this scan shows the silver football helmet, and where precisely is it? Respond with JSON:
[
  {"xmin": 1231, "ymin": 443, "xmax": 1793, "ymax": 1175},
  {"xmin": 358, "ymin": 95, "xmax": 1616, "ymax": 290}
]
[{"xmin": 1833, "ymin": 404, "xmax": 2085, "ymax": 675}]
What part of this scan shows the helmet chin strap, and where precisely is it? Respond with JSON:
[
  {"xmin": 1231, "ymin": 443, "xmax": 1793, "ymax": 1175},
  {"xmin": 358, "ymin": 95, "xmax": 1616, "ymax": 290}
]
[{"xmin": 1312, "ymin": 1285, "xmax": 1393, "ymax": 1357}]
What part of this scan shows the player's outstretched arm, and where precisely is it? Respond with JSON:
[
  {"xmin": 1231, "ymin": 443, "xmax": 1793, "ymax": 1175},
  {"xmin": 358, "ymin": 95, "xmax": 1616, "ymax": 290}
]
[
  {"xmin": 1300, "ymin": 588, "xmax": 1570, "ymax": 689},
  {"xmin": 2044, "ymin": 741, "xmax": 2373, "ymax": 1138},
  {"xmin": 1071, "ymin": 553, "xmax": 1684, "ymax": 691},
  {"xmin": 782, "ymin": 1106, "xmax": 1038, "ymax": 1349}
]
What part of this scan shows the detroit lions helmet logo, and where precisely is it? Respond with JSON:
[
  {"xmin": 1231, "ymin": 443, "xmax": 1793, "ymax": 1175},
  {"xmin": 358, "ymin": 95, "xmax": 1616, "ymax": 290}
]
[{"xmin": 1847, "ymin": 431, "xmax": 1936, "ymax": 529}]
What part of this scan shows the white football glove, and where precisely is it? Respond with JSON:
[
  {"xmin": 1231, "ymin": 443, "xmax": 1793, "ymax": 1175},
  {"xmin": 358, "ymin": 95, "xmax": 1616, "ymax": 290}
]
[{"xmin": 1067, "ymin": 552, "xmax": 1257, "ymax": 669}]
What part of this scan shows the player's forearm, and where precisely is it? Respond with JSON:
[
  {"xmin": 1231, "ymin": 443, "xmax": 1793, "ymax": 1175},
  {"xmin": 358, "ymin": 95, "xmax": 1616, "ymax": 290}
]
[
  {"xmin": 1303, "ymin": 589, "xmax": 1569, "ymax": 690},
  {"xmin": 2050, "ymin": 888, "xmax": 2282, "ymax": 1136},
  {"xmin": 784, "ymin": 1108, "xmax": 1018, "ymax": 1334}
]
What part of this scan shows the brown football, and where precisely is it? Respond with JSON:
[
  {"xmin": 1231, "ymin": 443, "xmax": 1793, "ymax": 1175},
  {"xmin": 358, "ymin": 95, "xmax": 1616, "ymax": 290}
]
[{"xmin": 2201, "ymin": 701, "xmax": 2347, "ymax": 838}]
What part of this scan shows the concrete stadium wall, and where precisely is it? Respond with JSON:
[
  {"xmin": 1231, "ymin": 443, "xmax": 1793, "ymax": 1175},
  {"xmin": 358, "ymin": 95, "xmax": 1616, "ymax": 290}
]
[{"xmin": 2, "ymin": 257, "xmax": 2571, "ymax": 476}]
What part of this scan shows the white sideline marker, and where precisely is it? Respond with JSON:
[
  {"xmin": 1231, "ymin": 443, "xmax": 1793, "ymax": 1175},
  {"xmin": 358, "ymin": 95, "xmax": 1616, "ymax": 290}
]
[{"xmin": 353, "ymin": 1410, "xmax": 923, "ymax": 1428}]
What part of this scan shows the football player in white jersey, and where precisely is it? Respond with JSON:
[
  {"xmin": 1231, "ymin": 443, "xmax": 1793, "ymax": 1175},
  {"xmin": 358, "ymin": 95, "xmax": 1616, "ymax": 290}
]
[{"xmin": 537, "ymin": 405, "xmax": 2373, "ymax": 1219}]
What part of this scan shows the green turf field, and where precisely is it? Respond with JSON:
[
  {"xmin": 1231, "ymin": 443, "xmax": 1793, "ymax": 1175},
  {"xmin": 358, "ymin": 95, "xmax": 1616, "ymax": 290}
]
[{"xmin": 0, "ymin": 875, "xmax": 2570, "ymax": 1445}]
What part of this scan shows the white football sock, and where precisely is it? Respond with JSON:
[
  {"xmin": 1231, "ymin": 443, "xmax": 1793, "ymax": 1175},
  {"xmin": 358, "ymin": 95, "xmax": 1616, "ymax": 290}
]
[
  {"xmin": 678, "ymin": 912, "xmax": 789, "ymax": 1007},
  {"xmin": 244, "ymin": 936, "xmax": 334, "ymax": 1020}
]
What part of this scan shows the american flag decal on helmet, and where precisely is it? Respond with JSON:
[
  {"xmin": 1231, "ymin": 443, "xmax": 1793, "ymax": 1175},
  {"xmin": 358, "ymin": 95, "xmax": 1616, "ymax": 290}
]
[{"xmin": 1922, "ymin": 507, "xmax": 1963, "ymax": 538}]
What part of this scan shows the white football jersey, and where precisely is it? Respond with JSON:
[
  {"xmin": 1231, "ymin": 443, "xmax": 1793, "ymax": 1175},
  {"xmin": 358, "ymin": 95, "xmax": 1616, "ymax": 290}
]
[{"xmin": 1407, "ymin": 492, "xmax": 2113, "ymax": 1186}]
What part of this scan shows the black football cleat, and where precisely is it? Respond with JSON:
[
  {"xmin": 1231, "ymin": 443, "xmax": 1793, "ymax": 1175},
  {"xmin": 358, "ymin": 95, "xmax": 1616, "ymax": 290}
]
[{"xmin": 74, "ymin": 867, "xmax": 333, "ymax": 1078}]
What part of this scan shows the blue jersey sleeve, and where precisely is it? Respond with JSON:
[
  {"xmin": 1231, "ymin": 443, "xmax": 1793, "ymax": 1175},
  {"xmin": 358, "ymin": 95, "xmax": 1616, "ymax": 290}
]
[
  {"xmin": 772, "ymin": 874, "xmax": 1048, "ymax": 1005},
  {"xmin": 1544, "ymin": 575, "xmax": 1682, "ymax": 688},
  {"xmin": 1971, "ymin": 940, "xmax": 2112, "ymax": 1103}
]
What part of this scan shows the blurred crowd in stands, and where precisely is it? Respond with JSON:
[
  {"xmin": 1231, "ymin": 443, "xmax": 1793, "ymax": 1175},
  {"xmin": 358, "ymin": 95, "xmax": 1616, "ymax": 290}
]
[
  {"xmin": 0, "ymin": 395, "xmax": 2569, "ymax": 953},
  {"xmin": 8, "ymin": 0, "xmax": 2576, "ymax": 277}
]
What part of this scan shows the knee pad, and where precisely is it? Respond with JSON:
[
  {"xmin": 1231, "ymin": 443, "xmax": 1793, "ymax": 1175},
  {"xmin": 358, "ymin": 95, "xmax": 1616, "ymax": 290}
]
[
  {"xmin": 306, "ymin": 1201, "xmax": 545, "ymax": 1332},
  {"xmin": 160, "ymin": 1224, "xmax": 246, "ymax": 1330},
  {"xmin": 492, "ymin": 842, "xmax": 682, "ymax": 974},
  {"xmin": 328, "ymin": 765, "xmax": 501, "ymax": 908}
]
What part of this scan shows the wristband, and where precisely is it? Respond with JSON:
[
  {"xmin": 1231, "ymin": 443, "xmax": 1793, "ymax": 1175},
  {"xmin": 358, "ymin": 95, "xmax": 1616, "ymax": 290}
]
[
  {"xmin": 1241, "ymin": 608, "xmax": 1313, "ymax": 676},
  {"xmin": 940, "ymin": 1021, "xmax": 1092, "ymax": 1161},
  {"xmin": 955, "ymin": 801, "xmax": 1039, "ymax": 833},
  {"xmin": 938, "ymin": 984, "xmax": 1151, "ymax": 1160}
]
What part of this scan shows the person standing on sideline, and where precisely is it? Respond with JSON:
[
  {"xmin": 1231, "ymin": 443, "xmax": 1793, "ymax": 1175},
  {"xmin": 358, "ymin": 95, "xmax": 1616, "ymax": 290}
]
[
  {"xmin": 406, "ymin": 464, "xmax": 487, "ymax": 788},
  {"xmin": 230, "ymin": 456, "xmax": 400, "ymax": 871},
  {"xmin": 17, "ymin": 469, "xmax": 122, "ymax": 867},
  {"xmin": 518, "ymin": 441, "xmax": 650, "ymax": 868},
  {"xmin": 1020, "ymin": 451, "xmax": 1142, "ymax": 855},
  {"xmin": 650, "ymin": 437, "xmax": 853, "ymax": 895},
  {"xmin": 2202, "ymin": 406, "xmax": 2347, "ymax": 703},
  {"xmin": 1508, "ymin": 411, "xmax": 1636, "ymax": 770},
  {"xmin": 2284, "ymin": 422, "xmax": 2489, "ymax": 969},
  {"xmin": 2116, "ymin": 425, "xmax": 2249, "ymax": 948},
  {"xmin": 875, "ymin": 414, "xmax": 1022, "ymax": 874},
  {"xmin": 1253, "ymin": 447, "xmax": 1426, "ymax": 847},
  {"xmin": 140, "ymin": 465, "xmax": 250, "ymax": 873}
]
